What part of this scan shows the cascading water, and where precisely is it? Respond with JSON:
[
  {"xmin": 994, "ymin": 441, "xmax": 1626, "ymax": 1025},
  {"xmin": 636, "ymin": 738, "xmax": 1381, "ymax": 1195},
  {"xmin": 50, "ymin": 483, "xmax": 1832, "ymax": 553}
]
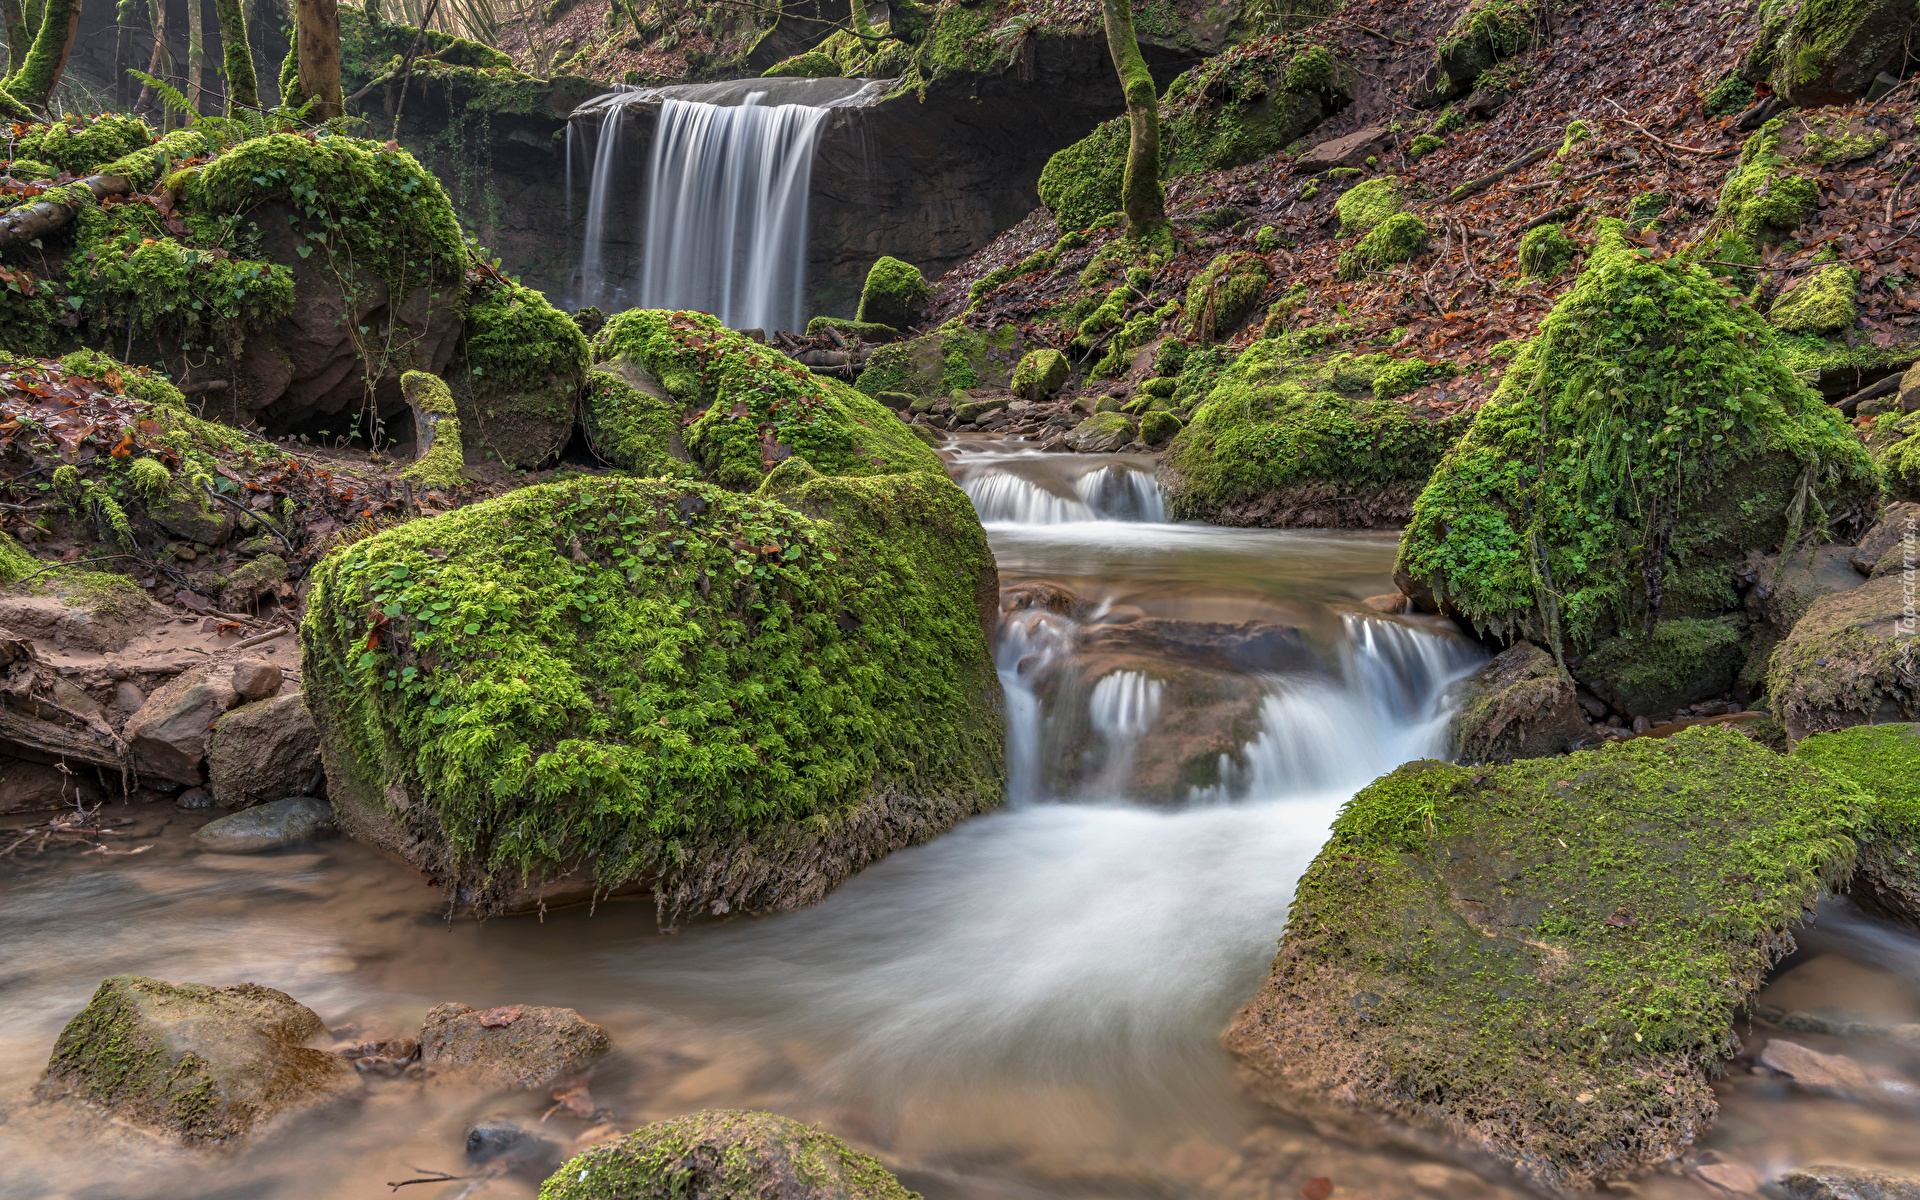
[
  {"xmin": 958, "ymin": 454, "xmax": 1169, "ymax": 524},
  {"xmin": 570, "ymin": 78, "xmax": 889, "ymax": 332}
]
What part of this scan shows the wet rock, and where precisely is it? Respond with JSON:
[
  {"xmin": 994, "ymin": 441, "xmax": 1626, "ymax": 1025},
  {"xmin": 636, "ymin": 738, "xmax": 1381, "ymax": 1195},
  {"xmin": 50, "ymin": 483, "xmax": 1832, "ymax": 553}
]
[
  {"xmin": 542, "ymin": 1109, "xmax": 915, "ymax": 1200},
  {"xmin": 0, "ymin": 755, "xmax": 102, "ymax": 813},
  {"xmin": 193, "ymin": 796, "xmax": 336, "ymax": 853},
  {"xmin": 174, "ymin": 786, "xmax": 216, "ymax": 809},
  {"xmin": 1695, "ymin": 1162, "xmax": 1764, "ymax": 1195},
  {"xmin": 125, "ymin": 661, "xmax": 241, "ymax": 783},
  {"xmin": 1574, "ymin": 615, "xmax": 1749, "ymax": 717},
  {"xmin": 1445, "ymin": 641, "xmax": 1590, "ymax": 764},
  {"xmin": 1065, "ymin": 413, "xmax": 1138, "ymax": 452},
  {"xmin": 37, "ymin": 975, "xmax": 359, "ymax": 1143},
  {"xmin": 1780, "ymin": 1164, "xmax": 1920, "ymax": 1200},
  {"xmin": 419, "ymin": 1002, "xmax": 610, "ymax": 1090},
  {"xmin": 1223, "ymin": 728, "xmax": 1858, "ymax": 1192},
  {"xmin": 1360, "ymin": 593, "xmax": 1410, "ymax": 615},
  {"xmin": 208, "ymin": 692, "xmax": 321, "ymax": 810},
  {"xmin": 465, "ymin": 1116, "xmax": 561, "ymax": 1172},
  {"xmin": 1757, "ymin": 1039, "xmax": 1876, "ymax": 1096},
  {"xmin": 1790, "ymin": 724, "xmax": 1920, "ymax": 929},
  {"xmin": 1768, "ymin": 575, "xmax": 1920, "ymax": 742},
  {"xmin": 1851, "ymin": 502, "xmax": 1920, "ymax": 577}
]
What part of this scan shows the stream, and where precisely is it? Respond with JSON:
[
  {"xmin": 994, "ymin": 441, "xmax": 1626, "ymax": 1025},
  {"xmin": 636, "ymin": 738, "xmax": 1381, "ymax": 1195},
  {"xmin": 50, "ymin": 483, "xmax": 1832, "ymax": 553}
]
[{"xmin": 2, "ymin": 442, "xmax": 1918, "ymax": 1199}]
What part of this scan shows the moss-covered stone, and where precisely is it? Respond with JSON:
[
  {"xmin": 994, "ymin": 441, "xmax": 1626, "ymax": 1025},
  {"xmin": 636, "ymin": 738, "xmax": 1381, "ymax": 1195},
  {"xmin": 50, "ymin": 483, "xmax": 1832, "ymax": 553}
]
[
  {"xmin": 806, "ymin": 316, "xmax": 897, "ymax": 341},
  {"xmin": 1445, "ymin": 640, "xmax": 1590, "ymax": 763},
  {"xmin": 1518, "ymin": 223, "xmax": 1578, "ymax": 280},
  {"xmin": 1395, "ymin": 221, "xmax": 1877, "ymax": 653},
  {"xmin": 302, "ymin": 467, "xmax": 1003, "ymax": 916},
  {"xmin": 452, "ymin": 280, "xmax": 588, "ymax": 469},
  {"xmin": 1337, "ymin": 213, "xmax": 1430, "ymax": 281},
  {"xmin": 1406, "ymin": 133, "xmax": 1446, "ymax": 161},
  {"xmin": 1426, "ymin": 0, "xmax": 1541, "ymax": 102},
  {"xmin": 37, "ymin": 975, "xmax": 359, "ymax": 1143},
  {"xmin": 855, "ymin": 257, "xmax": 931, "ymax": 330},
  {"xmin": 1138, "ymin": 409, "xmax": 1182, "ymax": 445},
  {"xmin": 1223, "ymin": 727, "xmax": 1864, "ymax": 1191},
  {"xmin": 1183, "ymin": 251, "xmax": 1272, "ymax": 343},
  {"xmin": 1768, "ymin": 573, "xmax": 1920, "ymax": 742},
  {"xmin": 593, "ymin": 310, "xmax": 941, "ymax": 487},
  {"xmin": 854, "ymin": 319, "xmax": 1017, "ymax": 401},
  {"xmin": 539, "ymin": 1109, "xmax": 917, "ymax": 1200},
  {"xmin": 1769, "ymin": 265, "xmax": 1859, "ymax": 335},
  {"xmin": 1334, "ymin": 177, "xmax": 1402, "ymax": 238},
  {"xmin": 1010, "ymin": 347, "xmax": 1069, "ymax": 401},
  {"xmin": 762, "ymin": 49, "xmax": 841, "ymax": 77},
  {"xmin": 1158, "ymin": 342, "xmax": 1469, "ymax": 527},
  {"xmin": 1793, "ymin": 724, "xmax": 1920, "ymax": 928},
  {"xmin": 1065, "ymin": 411, "xmax": 1139, "ymax": 452},
  {"xmin": 1764, "ymin": 0, "xmax": 1916, "ymax": 108},
  {"xmin": 1716, "ymin": 119, "xmax": 1820, "ymax": 244},
  {"xmin": 12, "ymin": 114, "xmax": 152, "ymax": 176},
  {"xmin": 1574, "ymin": 616, "xmax": 1747, "ymax": 715}
]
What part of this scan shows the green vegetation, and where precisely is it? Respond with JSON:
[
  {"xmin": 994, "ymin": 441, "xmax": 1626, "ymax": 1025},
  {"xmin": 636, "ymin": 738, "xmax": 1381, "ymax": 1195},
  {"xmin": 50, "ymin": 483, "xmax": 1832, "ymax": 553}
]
[
  {"xmin": 1557, "ymin": 118, "xmax": 1591, "ymax": 157},
  {"xmin": 1236, "ymin": 727, "xmax": 1862, "ymax": 1191},
  {"xmin": 1432, "ymin": 0, "xmax": 1539, "ymax": 95},
  {"xmin": 1011, "ymin": 347, "xmax": 1069, "ymax": 400},
  {"xmin": 1406, "ymin": 133, "xmax": 1445, "ymax": 160},
  {"xmin": 856, "ymin": 256, "xmax": 931, "ymax": 330},
  {"xmin": 1334, "ymin": 176, "xmax": 1402, "ymax": 238},
  {"xmin": 1768, "ymin": 264, "xmax": 1859, "ymax": 335},
  {"xmin": 1576, "ymin": 616, "xmax": 1747, "ymax": 713},
  {"xmin": 1517, "ymin": 223, "xmax": 1578, "ymax": 279},
  {"xmin": 302, "ymin": 469, "xmax": 1002, "ymax": 914},
  {"xmin": 854, "ymin": 319, "xmax": 1017, "ymax": 400},
  {"xmin": 762, "ymin": 50, "xmax": 840, "ymax": 77},
  {"xmin": 1396, "ymin": 221, "xmax": 1877, "ymax": 652},
  {"xmin": 1338, "ymin": 213, "xmax": 1429, "ymax": 281},
  {"xmin": 1183, "ymin": 251, "xmax": 1271, "ymax": 343},
  {"xmin": 1704, "ymin": 74, "xmax": 1755, "ymax": 116},
  {"xmin": 11, "ymin": 115, "xmax": 151, "ymax": 176},
  {"xmin": 1716, "ymin": 119, "xmax": 1819, "ymax": 242},
  {"xmin": 450, "ymin": 279, "xmax": 587, "ymax": 468}
]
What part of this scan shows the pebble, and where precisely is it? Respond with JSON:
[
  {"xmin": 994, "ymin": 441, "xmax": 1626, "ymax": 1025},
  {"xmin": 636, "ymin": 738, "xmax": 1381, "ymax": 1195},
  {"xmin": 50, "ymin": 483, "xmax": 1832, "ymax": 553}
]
[{"xmin": 174, "ymin": 787, "xmax": 215, "ymax": 809}]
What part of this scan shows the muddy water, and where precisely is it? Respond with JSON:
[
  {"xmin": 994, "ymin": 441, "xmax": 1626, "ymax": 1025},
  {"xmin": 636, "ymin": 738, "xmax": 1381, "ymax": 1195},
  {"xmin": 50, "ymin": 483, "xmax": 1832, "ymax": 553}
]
[{"xmin": 0, "ymin": 445, "xmax": 1917, "ymax": 1200}]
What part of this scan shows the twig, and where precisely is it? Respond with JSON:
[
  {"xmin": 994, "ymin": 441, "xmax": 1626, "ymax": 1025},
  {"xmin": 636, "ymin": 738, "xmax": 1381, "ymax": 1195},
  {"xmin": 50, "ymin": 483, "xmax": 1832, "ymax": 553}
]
[
  {"xmin": 1519, "ymin": 201, "xmax": 1585, "ymax": 233},
  {"xmin": 1454, "ymin": 218, "xmax": 1486, "ymax": 285},
  {"xmin": 1889, "ymin": 162, "xmax": 1917, "ymax": 227},
  {"xmin": 201, "ymin": 482, "xmax": 298, "ymax": 556},
  {"xmin": 1447, "ymin": 143, "xmax": 1556, "ymax": 202},
  {"xmin": 387, "ymin": 1167, "xmax": 473, "ymax": 1191},
  {"xmin": 1603, "ymin": 96, "xmax": 1719, "ymax": 156}
]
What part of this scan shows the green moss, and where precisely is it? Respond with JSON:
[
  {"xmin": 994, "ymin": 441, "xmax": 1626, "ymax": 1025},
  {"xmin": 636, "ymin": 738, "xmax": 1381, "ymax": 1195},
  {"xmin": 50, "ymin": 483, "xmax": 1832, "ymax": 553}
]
[
  {"xmin": 762, "ymin": 50, "xmax": 840, "ymax": 77},
  {"xmin": 806, "ymin": 317, "xmax": 897, "ymax": 341},
  {"xmin": 1626, "ymin": 191, "xmax": 1672, "ymax": 234},
  {"xmin": 1576, "ymin": 617, "xmax": 1748, "ymax": 713},
  {"xmin": 1705, "ymin": 74, "xmax": 1755, "ymax": 116},
  {"xmin": 1334, "ymin": 176, "xmax": 1402, "ymax": 238},
  {"xmin": 402, "ymin": 417, "xmax": 467, "ymax": 489},
  {"xmin": 540, "ymin": 1109, "xmax": 918, "ymax": 1200},
  {"xmin": 1768, "ymin": 264, "xmax": 1859, "ymax": 335},
  {"xmin": 1395, "ymin": 221, "xmax": 1878, "ymax": 651},
  {"xmin": 462, "ymin": 280, "xmax": 588, "ymax": 394},
  {"xmin": 856, "ymin": 257, "xmax": 931, "ymax": 330},
  {"xmin": 1794, "ymin": 723, "xmax": 1920, "ymax": 843},
  {"xmin": 1717, "ymin": 119, "xmax": 1819, "ymax": 243},
  {"xmin": 12, "ymin": 114, "xmax": 152, "ymax": 176},
  {"xmin": 65, "ymin": 211, "xmax": 295, "ymax": 354},
  {"xmin": 855, "ymin": 319, "xmax": 1014, "ymax": 400},
  {"xmin": 0, "ymin": 529, "xmax": 39, "ymax": 583},
  {"xmin": 1557, "ymin": 119, "xmax": 1591, "ymax": 158},
  {"xmin": 1338, "ymin": 212, "xmax": 1429, "ymax": 281},
  {"xmin": 1406, "ymin": 133, "xmax": 1445, "ymax": 161},
  {"xmin": 41, "ymin": 977, "xmax": 235, "ymax": 1143},
  {"xmin": 1372, "ymin": 356, "xmax": 1456, "ymax": 400},
  {"xmin": 1010, "ymin": 348, "xmax": 1068, "ymax": 400},
  {"xmin": 595, "ymin": 309, "xmax": 941, "ymax": 488},
  {"xmin": 1183, "ymin": 251, "xmax": 1272, "ymax": 343},
  {"xmin": 1517, "ymin": 223, "xmax": 1578, "ymax": 280},
  {"xmin": 1160, "ymin": 341, "xmax": 1469, "ymax": 520},
  {"xmin": 302, "ymin": 471, "xmax": 1002, "ymax": 911},
  {"xmin": 1249, "ymin": 727, "xmax": 1862, "ymax": 1191},
  {"xmin": 1437, "ymin": 0, "xmax": 1540, "ymax": 63}
]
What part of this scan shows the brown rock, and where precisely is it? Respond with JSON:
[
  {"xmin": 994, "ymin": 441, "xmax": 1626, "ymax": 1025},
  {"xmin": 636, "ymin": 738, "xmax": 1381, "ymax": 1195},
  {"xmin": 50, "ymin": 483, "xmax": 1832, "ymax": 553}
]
[
  {"xmin": 1757, "ymin": 1039, "xmax": 1875, "ymax": 1096},
  {"xmin": 208, "ymin": 691, "xmax": 320, "ymax": 809},
  {"xmin": 1360, "ymin": 593, "xmax": 1409, "ymax": 615},
  {"xmin": 1899, "ymin": 362, "xmax": 1920, "ymax": 414},
  {"xmin": 1446, "ymin": 642, "xmax": 1590, "ymax": 764},
  {"xmin": 1780, "ymin": 1164, "xmax": 1920, "ymax": 1200},
  {"xmin": 0, "ymin": 755, "xmax": 102, "ymax": 813},
  {"xmin": 1289, "ymin": 126, "xmax": 1393, "ymax": 174},
  {"xmin": 1851, "ymin": 502, "xmax": 1920, "ymax": 575},
  {"xmin": 419, "ymin": 1001, "xmax": 610, "ymax": 1090},
  {"xmin": 125, "ymin": 662, "xmax": 241, "ymax": 783},
  {"xmin": 230, "ymin": 657, "xmax": 284, "ymax": 703},
  {"xmin": 1768, "ymin": 574, "xmax": 1920, "ymax": 742}
]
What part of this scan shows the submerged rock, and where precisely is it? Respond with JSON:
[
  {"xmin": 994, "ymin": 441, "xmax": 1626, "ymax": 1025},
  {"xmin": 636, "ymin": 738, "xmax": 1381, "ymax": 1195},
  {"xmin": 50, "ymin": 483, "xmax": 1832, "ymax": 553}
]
[
  {"xmin": 1445, "ymin": 640, "xmax": 1590, "ymax": 763},
  {"xmin": 539, "ymin": 1109, "xmax": 917, "ymax": 1200},
  {"xmin": 1223, "ymin": 727, "xmax": 1861, "ymax": 1191},
  {"xmin": 1792, "ymin": 723, "xmax": 1920, "ymax": 929},
  {"xmin": 1780, "ymin": 1164, "xmax": 1920, "ymax": 1200},
  {"xmin": 420, "ymin": 1002, "xmax": 609, "ymax": 1090},
  {"xmin": 38, "ymin": 975, "xmax": 359, "ymax": 1143},
  {"xmin": 193, "ymin": 796, "xmax": 336, "ymax": 854}
]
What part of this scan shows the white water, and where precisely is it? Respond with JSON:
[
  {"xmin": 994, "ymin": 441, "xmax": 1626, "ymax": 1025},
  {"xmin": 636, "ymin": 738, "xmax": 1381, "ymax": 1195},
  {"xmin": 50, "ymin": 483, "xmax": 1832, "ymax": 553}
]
[{"xmin": 959, "ymin": 458, "xmax": 1169, "ymax": 524}]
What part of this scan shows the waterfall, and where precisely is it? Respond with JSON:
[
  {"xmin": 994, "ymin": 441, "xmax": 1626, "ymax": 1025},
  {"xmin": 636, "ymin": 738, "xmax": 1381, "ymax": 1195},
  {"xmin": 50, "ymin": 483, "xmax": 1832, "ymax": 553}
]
[
  {"xmin": 961, "ymin": 462, "xmax": 1168, "ymax": 525},
  {"xmin": 570, "ymin": 78, "xmax": 891, "ymax": 333}
]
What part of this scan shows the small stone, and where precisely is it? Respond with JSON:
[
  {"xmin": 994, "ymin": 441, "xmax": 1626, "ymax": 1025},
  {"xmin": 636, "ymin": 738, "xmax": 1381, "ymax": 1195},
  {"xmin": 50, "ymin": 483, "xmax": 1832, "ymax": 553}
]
[
  {"xmin": 1632, "ymin": 715, "xmax": 1650, "ymax": 734},
  {"xmin": 1302, "ymin": 1178, "xmax": 1334, "ymax": 1200},
  {"xmin": 465, "ymin": 1116, "xmax": 559, "ymax": 1168},
  {"xmin": 419, "ymin": 1001, "xmax": 610, "ymax": 1090},
  {"xmin": 112, "ymin": 681, "xmax": 146, "ymax": 713},
  {"xmin": 175, "ymin": 787, "xmax": 215, "ymax": 810},
  {"xmin": 193, "ymin": 795, "xmax": 335, "ymax": 853},
  {"xmin": 229, "ymin": 657, "xmax": 283, "ymax": 702},
  {"xmin": 1695, "ymin": 1162, "xmax": 1763, "ymax": 1194}
]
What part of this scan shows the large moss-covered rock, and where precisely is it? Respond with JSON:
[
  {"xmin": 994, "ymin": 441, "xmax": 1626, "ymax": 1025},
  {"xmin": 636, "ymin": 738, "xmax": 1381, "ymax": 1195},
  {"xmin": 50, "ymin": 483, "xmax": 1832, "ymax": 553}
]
[
  {"xmin": 540, "ymin": 1109, "xmax": 916, "ymax": 1200},
  {"xmin": 1395, "ymin": 222, "xmax": 1876, "ymax": 655},
  {"xmin": 584, "ymin": 310, "xmax": 943, "ymax": 483},
  {"xmin": 1038, "ymin": 37, "xmax": 1353, "ymax": 231},
  {"xmin": 1574, "ymin": 616, "xmax": 1748, "ymax": 716},
  {"xmin": 452, "ymin": 280, "xmax": 589, "ymax": 469},
  {"xmin": 853, "ymin": 319, "xmax": 1019, "ymax": 402},
  {"xmin": 302, "ymin": 467, "xmax": 1003, "ymax": 915},
  {"xmin": 1768, "ymin": 573, "xmax": 1920, "ymax": 742},
  {"xmin": 1756, "ymin": 0, "xmax": 1916, "ymax": 108},
  {"xmin": 37, "ymin": 975, "xmax": 359, "ymax": 1143},
  {"xmin": 1419, "ymin": 0, "xmax": 1541, "ymax": 105},
  {"xmin": 855, "ymin": 257, "xmax": 931, "ymax": 330},
  {"xmin": 1793, "ymin": 723, "xmax": 1920, "ymax": 928},
  {"xmin": 1717, "ymin": 119, "xmax": 1821, "ymax": 244},
  {"xmin": 1223, "ymin": 727, "xmax": 1863, "ymax": 1191},
  {"xmin": 1158, "ymin": 341, "xmax": 1469, "ymax": 528}
]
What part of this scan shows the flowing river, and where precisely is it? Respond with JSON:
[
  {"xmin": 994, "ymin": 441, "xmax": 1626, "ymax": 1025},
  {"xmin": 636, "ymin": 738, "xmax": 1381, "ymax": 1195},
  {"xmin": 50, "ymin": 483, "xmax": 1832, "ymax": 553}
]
[{"xmin": 2, "ymin": 441, "xmax": 1918, "ymax": 1199}]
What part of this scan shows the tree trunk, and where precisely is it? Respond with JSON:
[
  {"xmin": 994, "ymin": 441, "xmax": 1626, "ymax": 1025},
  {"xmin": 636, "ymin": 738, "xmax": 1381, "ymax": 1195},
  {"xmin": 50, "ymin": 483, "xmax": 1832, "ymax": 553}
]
[
  {"xmin": 10, "ymin": 0, "xmax": 81, "ymax": 107},
  {"xmin": 186, "ymin": 0, "xmax": 205, "ymax": 112},
  {"xmin": 214, "ymin": 0, "xmax": 257, "ymax": 111},
  {"xmin": 0, "ymin": 168, "xmax": 132, "ymax": 248},
  {"xmin": 0, "ymin": 0, "xmax": 28, "ymax": 80},
  {"xmin": 295, "ymin": 0, "xmax": 340, "ymax": 119},
  {"xmin": 848, "ymin": 0, "xmax": 873, "ymax": 38},
  {"xmin": 1100, "ymin": 0, "xmax": 1165, "ymax": 239},
  {"xmin": 134, "ymin": 0, "xmax": 167, "ymax": 120}
]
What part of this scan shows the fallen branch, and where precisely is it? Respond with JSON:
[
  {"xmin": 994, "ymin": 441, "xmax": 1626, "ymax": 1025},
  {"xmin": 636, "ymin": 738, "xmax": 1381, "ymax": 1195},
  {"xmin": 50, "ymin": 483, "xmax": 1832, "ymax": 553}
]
[
  {"xmin": 1834, "ymin": 372, "xmax": 1903, "ymax": 416},
  {"xmin": 1447, "ymin": 144, "xmax": 1555, "ymax": 202},
  {"xmin": 1603, "ymin": 96, "xmax": 1720, "ymax": 156},
  {"xmin": 0, "ymin": 172, "xmax": 132, "ymax": 250},
  {"xmin": 232, "ymin": 625, "xmax": 292, "ymax": 651},
  {"xmin": 1519, "ymin": 201, "xmax": 1586, "ymax": 232},
  {"xmin": 1890, "ymin": 162, "xmax": 1918, "ymax": 227}
]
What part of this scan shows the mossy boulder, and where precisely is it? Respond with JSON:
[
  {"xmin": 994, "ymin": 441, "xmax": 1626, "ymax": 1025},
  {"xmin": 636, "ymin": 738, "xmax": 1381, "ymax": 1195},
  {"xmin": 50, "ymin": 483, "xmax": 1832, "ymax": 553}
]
[
  {"xmin": 452, "ymin": 281, "xmax": 589, "ymax": 469},
  {"xmin": 12, "ymin": 114, "xmax": 152, "ymax": 176},
  {"xmin": 1158, "ymin": 342, "xmax": 1470, "ymax": 528},
  {"xmin": 1517, "ymin": 223, "xmax": 1578, "ymax": 279},
  {"xmin": 1421, "ymin": 0, "xmax": 1541, "ymax": 104},
  {"xmin": 1183, "ymin": 252, "xmax": 1273, "ymax": 343},
  {"xmin": 1574, "ymin": 616, "xmax": 1748, "ymax": 715},
  {"xmin": 1038, "ymin": 37, "xmax": 1354, "ymax": 231},
  {"xmin": 1338, "ymin": 213, "xmax": 1429, "ymax": 281},
  {"xmin": 1139, "ymin": 409, "xmax": 1183, "ymax": 445},
  {"xmin": 1334, "ymin": 177, "xmax": 1402, "ymax": 238},
  {"xmin": 1769, "ymin": 265, "xmax": 1860, "ymax": 335},
  {"xmin": 1065, "ymin": 412, "xmax": 1138, "ymax": 452},
  {"xmin": 854, "ymin": 319, "xmax": 1019, "ymax": 401},
  {"xmin": 1759, "ymin": 0, "xmax": 1916, "ymax": 108},
  {"xmin": 539, "ymin": 1109, "xmax": 917, "ymax": 1200},
  {"xmin": 586, "ymin": 310, "xmax": 942, "ymax": 484},
  {"xmin": 1717, "ymin": 119, "xmax": 1820, "ymax": 243},
  {"xmin": 1793, "ymin": 723, "xmax": 1920, "ymax": 928},
  {"xmin": 1445, "ymin": 640, "xmax": 1590, "ymax": 763},
  {"xmin": 1768, "ymin": 573, "xmax": 1920, "ymax": 742},
  {"xmin": 855, "ymin": 257, "xmax": 931, "ymax": 331},
  {"xmin": 37, "ymin": 975, "xmax": 359, "ymax": 1143},
  {"xmin": 302, "ymin": 469, "xmax": 1003, "ymax": 916},
  {"xmin": 1010, "ymin": 348, "xmax": 1069, "ymax": 401},
  {"xmin": 1395, "ymin": 221, "xmax": 1877, "ymax": 655},
  {"xmin": 1223, "ymin": 727, "xmax": 1863, "ymax": 1191}
]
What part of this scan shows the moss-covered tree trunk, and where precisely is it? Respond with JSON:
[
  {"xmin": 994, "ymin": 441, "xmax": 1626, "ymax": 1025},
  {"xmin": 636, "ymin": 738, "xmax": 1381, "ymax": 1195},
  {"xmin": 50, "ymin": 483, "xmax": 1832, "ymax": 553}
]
[
  {"xmin": 848, "ymin": 0, "xmax": 874, "ymax": 38},
  {"xmin": 8, "ymin": 0, "xmax": 80, "ymax": 106},
  {"xmin": 214, "ymin": 0, "xmax": 257, "ymax": 112},
  {"xmin": 295, "ymin": 0, "xmax": 341, "ymax": 119},
  {"xmin": 185, "ymin": 0, "xmax": 205, "ymax": 111},
  {"xmin": 1100, "ymin": 0, "xmax": 1165, "ymax": 239},
  {"xmin": 0, "ymin": 0, "xmax": 29, "ymax": 80}
]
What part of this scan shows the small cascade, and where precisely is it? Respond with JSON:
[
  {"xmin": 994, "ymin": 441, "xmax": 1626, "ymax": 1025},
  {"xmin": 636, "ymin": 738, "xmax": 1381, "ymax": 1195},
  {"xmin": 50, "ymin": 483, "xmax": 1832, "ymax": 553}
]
[
  {"xmin": 995, "ymin": 607, "xmax": 1077, "ymax": 804},
  {"xmin": 960, "ymin": 461, "xmax": 1166, "ymax": 526},
  {"xmin": 570, "ymin": 78, "xmax": 890, "ymax": 332}
]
